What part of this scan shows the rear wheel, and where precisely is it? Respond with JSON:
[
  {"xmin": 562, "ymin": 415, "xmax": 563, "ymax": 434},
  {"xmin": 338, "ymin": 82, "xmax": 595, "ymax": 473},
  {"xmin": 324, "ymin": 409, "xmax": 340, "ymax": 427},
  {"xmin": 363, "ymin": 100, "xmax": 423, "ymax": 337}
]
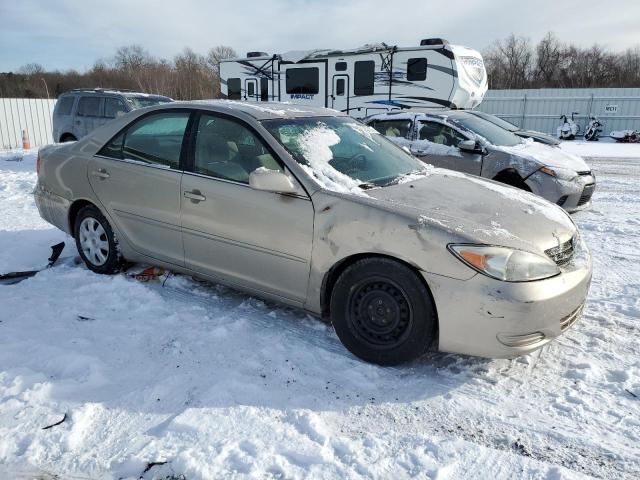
[
  {"xmin": 74, "ymin": 205, "xmax": 122, "ymax": 274},
  {"xmin": 330, "ymin": 258, "xmax": 437, "ymax": 365}
]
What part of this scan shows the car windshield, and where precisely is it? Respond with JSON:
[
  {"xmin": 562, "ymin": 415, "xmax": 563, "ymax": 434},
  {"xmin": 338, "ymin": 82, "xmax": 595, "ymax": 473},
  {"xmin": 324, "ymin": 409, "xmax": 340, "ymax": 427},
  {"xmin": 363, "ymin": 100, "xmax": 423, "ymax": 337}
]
[
  {"xmin": 262, "ymin": 117, "xmax": 427, "ymax": 191},
  {"xmin": 448, "ymin": 112, "xmax": 522, "ymax": 147},
  {"xmin": 471, "ymin": 111, "xmax": 519, "ymax": 132},
  {"xmin": 126, "ymin": 96, "xmax": 172, "ymax": 109}
]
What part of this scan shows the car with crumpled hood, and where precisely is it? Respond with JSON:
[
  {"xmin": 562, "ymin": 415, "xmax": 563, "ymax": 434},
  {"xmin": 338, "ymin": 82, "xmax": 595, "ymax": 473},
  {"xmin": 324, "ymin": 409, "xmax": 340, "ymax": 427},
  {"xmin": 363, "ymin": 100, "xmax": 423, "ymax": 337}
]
[
  {"xmin": 366, "ymin": 110, "xmax": 595, "ymax": 211},
  {"xmin": 35, "ymin": 101, "xmax": 592, "ymax": 365}
]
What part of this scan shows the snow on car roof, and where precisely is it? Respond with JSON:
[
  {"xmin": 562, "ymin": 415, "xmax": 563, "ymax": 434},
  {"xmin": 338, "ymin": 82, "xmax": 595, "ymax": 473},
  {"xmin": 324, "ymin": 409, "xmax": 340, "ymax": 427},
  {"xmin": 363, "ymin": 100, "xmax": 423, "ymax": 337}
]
[{"xmin": 182, "ymin": 100, "xmax": 345, "ymax": 120}]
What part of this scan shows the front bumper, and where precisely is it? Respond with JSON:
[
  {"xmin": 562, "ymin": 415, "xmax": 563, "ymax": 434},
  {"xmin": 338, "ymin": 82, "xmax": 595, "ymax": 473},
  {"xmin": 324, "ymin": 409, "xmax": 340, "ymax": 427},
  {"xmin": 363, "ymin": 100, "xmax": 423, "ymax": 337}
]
[
  {"xmin": 526, "ymin": 171, "xmax": 596, "ymax": 212},
  {"xmin": 423, "ymin": 242, "xmax": 592, "ymax": 358}
]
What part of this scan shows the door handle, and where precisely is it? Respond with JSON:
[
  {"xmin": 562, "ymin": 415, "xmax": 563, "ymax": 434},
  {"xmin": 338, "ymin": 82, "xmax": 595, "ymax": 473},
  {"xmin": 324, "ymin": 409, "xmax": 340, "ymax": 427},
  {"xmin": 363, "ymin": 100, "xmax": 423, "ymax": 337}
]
[
  {"xmin": 91, "ymin": 168, "xmax": 110, "ymax": 180},
  {"xmin": 184, "ymin": 190, "xmax": 206, "ymax": 203}
]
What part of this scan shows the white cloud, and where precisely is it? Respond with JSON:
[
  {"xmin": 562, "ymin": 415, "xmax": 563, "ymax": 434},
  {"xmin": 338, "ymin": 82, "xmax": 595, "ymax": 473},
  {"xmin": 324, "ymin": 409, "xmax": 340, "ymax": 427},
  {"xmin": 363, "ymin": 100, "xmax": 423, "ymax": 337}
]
[{"xmin": 1, "ymin": 0, "xmax": 639, "ymax": 71}]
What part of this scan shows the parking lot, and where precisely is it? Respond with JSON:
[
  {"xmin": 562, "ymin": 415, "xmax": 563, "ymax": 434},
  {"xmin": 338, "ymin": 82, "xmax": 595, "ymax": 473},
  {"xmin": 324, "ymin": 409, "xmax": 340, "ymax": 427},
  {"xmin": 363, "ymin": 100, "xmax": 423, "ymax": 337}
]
[{"xmin": 0, "ymin": 148, "xmax": 638, "ymax": 479}]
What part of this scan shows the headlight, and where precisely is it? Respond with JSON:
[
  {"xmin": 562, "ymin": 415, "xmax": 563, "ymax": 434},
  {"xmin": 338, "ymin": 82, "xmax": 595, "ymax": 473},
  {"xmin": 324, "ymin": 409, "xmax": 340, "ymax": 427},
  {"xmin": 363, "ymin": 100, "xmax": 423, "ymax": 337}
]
[
  {"xmin": 539, "ymin": 166, "xmax": 577, "ymax": 181},
  {"xmin": 448, "ymin": 244, "xmax": 560, "ymax": 282}
]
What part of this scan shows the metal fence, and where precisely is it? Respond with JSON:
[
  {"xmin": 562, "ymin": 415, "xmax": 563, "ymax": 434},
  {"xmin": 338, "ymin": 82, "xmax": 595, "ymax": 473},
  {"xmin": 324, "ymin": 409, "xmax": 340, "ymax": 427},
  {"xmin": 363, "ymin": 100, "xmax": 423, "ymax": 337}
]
[
  {"xmin": 0, "ymin": 98, "xmax": 57, "ymax": 149},
  {"xmin": 477, "ymin": 88, "xmax": 640, "ymax": 136}
]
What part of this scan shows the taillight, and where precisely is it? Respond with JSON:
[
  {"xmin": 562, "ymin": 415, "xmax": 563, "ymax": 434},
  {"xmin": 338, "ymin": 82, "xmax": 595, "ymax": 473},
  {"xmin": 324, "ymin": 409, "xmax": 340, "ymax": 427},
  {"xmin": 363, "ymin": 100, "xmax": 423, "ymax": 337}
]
[{"xmin": 36, "ymin": 150, "xmax": 42, "ymax": 175}]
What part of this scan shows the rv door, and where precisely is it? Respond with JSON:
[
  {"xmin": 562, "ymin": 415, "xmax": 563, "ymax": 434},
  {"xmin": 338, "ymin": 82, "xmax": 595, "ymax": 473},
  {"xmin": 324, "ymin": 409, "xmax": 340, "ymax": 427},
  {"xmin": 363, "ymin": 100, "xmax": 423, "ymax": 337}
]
[
  {"xmin": 280, "ymin": 63, "xmax": 326, "ymax": 107},
  {"xmin": 244, "ymin": 78, "xmax": 259, "ymax": 102},
  {"xmin": 331, "ymin": 75, "xmax": 349, "ymax": 112}
]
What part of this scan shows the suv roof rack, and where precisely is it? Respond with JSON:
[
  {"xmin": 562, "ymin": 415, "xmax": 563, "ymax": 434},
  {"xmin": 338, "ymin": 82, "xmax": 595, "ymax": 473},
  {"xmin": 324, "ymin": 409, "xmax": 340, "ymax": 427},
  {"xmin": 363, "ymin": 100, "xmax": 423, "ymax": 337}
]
[{"xmin": 66, "ymin": 87, "xmax": 141, "ymax": 93}]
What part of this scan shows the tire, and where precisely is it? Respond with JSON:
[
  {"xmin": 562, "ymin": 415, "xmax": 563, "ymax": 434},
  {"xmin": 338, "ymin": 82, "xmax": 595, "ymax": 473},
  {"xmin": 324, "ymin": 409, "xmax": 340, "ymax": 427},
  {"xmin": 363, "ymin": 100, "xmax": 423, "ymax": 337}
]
[
  {"xmin": 74, "ymin": 205, "xmax": 122, "ymax": 274},
  {"xmin": 330, "ymin": 258, "xmax": 437, "ymax": 365},
  {"xmin": 60, "ymin": 133, "xmax": 77, "ymax": 142},
  {"xmin": 493, "ymin": 171, "xmax": 531, "ymax": 192}
]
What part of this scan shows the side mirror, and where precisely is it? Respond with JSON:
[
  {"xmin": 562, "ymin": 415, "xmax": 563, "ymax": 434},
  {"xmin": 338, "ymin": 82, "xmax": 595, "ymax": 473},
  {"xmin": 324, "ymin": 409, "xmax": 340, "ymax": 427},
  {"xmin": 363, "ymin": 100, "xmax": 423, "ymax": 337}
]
[
  {"xmin": 458, "ymin": 139, "xmax": 486, "ymax": 155},
  {"xmin": 402, "ymin": 146, "xmax": 411, "ymax": 154},
  {"xmin": 249, "ymin": 168, "xmax": 297, "ymax": 194}
]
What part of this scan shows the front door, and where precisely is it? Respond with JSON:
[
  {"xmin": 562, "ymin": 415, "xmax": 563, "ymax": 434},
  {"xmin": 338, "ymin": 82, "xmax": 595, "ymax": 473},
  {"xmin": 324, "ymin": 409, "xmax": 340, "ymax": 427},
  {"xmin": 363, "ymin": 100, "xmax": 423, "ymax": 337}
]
[
  {"xmin": 180, "ymin": 112, "xmax": 314, "ymax": 303},
  {"xmin": 244, "ymin": 78, "xmax": 259, "ymax": 102},
  {"xmin": 412, "ymin": 120, "xmax": 482, "ymax": 175},
  {"xmin": 88, "ymin": 110, "xmax": 191, "ymax": 266},
  {"xmin": 331, "ymin": 75, "xmax": 349, "ymax": 112}
]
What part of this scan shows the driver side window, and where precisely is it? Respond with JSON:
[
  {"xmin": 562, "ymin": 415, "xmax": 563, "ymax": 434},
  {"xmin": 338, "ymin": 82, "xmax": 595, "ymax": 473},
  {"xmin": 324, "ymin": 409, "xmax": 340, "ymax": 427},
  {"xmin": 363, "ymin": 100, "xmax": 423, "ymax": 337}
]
[
  {"xmin": 194, "ymin": 114, "xmax": 283, "ymax": 184},
  {"xmin": 418, "ymin": 121, "xmax": 466, "ymax": 147}
]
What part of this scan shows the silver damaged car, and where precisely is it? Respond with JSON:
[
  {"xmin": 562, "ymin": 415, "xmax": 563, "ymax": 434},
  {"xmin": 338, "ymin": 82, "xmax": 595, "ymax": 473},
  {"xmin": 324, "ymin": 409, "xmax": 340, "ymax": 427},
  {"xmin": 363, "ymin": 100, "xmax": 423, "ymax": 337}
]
[
  {"xmin": 366, "ymin": 110, "xmax": 596, "ymax": 212},
  {"xmin": 35, "ymin": 101, "xmax": 592, "ymax": 365}
]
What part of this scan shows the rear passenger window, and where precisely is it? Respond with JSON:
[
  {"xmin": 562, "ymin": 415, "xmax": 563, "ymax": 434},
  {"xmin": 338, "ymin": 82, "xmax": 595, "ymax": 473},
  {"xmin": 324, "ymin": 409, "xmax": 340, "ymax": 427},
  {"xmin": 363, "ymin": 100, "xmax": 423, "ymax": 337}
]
[
  {"xmin": 55, "ymin": 96, "xmax": 75, "ymax": 115},
  {"xmin": 407, "ymin": 58, "xmax": 427, "ymax": 81},
  {"xmin": 354, "ymin": 61, "xmax": 374, "ymax": 96},
  {"xmin": 228, "ymin": 78, "xmax": 241, "ymax": 99},
  {"xmin": 193, "ymin": 114, "xmax": 282, "ymax": 183},
  {"xmin": 77, "ymin": 97, "xmax": 101, "ymax": 116},
  {"xmin": 370, "ymin": 119, "xmax": 413, "ymax": 138},
  {"xmin": 286, "ymin": 68, "xmax": 319, "ymax": 94},
  {"xmin": 99, "ymin": 112, "xmax": 190, "ymax": 168},
  {"xmin": 103, "ymin": 98, "xmax": 128, "ymax": 118}
]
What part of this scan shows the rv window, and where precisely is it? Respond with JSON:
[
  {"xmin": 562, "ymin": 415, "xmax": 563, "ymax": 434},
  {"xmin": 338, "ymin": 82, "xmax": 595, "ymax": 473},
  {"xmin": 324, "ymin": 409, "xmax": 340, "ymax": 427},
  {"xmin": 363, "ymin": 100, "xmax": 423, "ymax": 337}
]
[
  {"xmin": 335, "ymin": 62, "xmax": 347, "ymax": 71},
  {"xmin": 407, "ymin": 58, "xmax": 427, "ymax": 81},
  {"xmin": 247, "ymin": 82, "xmax": 255, "ymax": 97},
  {"xmin": 354, "ymin": 61, "xmax": 374, "ymax": 96},
  {"xmin": 335, "ymin": 79, "xmax": 345, "ymax": 96},
  {"xmin": 286, "ymin": 67, "xmax": 319, "ymax": 94},
  {"xmin": 260, "ymin": 78, "xmax": 269, "ymax": 101},
  {"xmin": 228, "ymin": 78, "xmax": 241, "ymax": 99}
]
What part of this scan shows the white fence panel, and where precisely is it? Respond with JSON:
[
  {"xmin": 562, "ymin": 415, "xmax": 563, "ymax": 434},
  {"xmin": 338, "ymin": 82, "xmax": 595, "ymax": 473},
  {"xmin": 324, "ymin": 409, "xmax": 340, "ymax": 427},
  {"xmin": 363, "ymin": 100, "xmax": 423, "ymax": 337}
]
[
  {"xmin": 478, "ymin": 88, "xmax": 640, "ymax": 136},
  {"xmin": 0, "ymin": 98, "xmax": 57, "ymax": 149}
]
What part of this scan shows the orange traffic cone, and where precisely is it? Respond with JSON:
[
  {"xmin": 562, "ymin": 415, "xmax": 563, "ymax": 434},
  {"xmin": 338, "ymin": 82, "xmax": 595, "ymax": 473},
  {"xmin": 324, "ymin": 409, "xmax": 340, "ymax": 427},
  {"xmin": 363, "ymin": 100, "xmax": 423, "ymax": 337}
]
[{"xmin": 22, "ymin": 129, "xmax": 31, "ymax": 150}]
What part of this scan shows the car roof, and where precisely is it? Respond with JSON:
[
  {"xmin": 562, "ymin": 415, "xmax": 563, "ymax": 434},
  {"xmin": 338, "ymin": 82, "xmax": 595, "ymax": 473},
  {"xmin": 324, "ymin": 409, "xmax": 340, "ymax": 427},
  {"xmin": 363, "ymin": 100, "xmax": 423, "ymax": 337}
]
[
  {"xmin": 365, "ymin": 109, "xmax": 461, "ymax": 123},
  {"xmin": 144, "ymin": 100, "xmax": 346, "ymax": 120},
  {"xmin": 60, "ymin": 89, "xmax": 171, "ymax": 99}
]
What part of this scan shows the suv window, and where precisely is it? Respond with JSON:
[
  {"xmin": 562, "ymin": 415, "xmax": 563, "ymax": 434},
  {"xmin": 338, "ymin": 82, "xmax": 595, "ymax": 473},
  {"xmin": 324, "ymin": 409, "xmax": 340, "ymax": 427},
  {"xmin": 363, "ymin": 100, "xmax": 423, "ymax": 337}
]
[
  {"xmin": 77, "ymin": 96, "xmax": 101, "ymax": 117},
  {"xmin": 418, "ymin": 121, "xmax": 466, "ymax": 147},
  {"xmin": 56, "ymin": 96, "xmax": 75, "ymax": 115},
  {"xmin": 104, "ymin": 98, "xmax": 128, "ymax": 118},
  {"xmin": 370, "ymin": 119, "xmax": 413, "ymax": 138},
  {"xmin": 99, "ymin": 111, "xmax": 190, "ymax": 168},
  {"xmin": 194, "ymin": 113, "xmax": 282, "ymax": 183}
]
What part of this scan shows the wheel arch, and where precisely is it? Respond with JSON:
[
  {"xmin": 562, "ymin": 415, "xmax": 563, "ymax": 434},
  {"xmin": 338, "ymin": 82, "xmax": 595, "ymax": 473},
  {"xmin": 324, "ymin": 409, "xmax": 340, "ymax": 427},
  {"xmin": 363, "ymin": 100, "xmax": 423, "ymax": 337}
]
[
  {"xmin": 68, "ymin": 198, "xmax": 99, "ymax": 237},
  {"xmin": 492, "ymin": 168, "xmax": 532, "ymax": 192},
  {"xmin": 320, "ymin": 252, "xmax": 439, "ymax": 341}
]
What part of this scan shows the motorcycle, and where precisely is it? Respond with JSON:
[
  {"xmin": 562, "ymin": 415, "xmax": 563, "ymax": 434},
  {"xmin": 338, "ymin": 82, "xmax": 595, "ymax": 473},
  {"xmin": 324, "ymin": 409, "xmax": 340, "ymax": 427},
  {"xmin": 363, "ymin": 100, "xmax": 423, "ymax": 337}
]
[
  {"xmin": 584, "ymin": 116, "xmax": 603, "ymax": 141},
  {"xmin": 610, "ymin": 130, "xmax": 640, "ymax": 143},
  {"xmin": 558, "ymin": 112, "xmax": 581, "ymax": 140}
]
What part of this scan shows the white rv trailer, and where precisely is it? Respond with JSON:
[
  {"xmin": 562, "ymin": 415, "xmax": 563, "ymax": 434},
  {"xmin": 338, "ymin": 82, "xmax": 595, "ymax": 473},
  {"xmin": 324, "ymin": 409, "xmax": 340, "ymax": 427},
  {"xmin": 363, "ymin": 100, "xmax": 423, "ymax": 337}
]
[{"xmin": 219, "ymin": 38, "xmax": 487, "ymax": 119}]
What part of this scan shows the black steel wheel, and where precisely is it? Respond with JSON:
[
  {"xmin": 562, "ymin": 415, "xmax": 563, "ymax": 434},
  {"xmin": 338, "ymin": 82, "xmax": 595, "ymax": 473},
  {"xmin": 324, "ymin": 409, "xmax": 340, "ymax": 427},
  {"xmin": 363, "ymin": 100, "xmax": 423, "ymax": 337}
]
[{"xmin": 330, "ymin": 258, "xmax": 437, "ymax": 365}]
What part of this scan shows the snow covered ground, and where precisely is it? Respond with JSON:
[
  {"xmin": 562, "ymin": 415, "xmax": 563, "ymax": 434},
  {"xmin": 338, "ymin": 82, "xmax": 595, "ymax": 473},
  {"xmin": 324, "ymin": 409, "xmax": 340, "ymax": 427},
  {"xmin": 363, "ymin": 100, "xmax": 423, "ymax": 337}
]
[
  {"xmin": 559, "ymin": 138, "xmax": 640, "ymax": 160},
  {"xmin": 0, "ymin": 147, "xmax": 638, "ymax": 479}
]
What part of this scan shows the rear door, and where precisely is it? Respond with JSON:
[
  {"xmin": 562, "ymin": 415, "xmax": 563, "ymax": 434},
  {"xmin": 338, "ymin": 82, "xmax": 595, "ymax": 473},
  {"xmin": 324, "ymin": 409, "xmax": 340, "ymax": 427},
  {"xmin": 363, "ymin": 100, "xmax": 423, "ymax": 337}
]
[
  {"xmin": 244, "ymin": 78, "xmax": 259, "ymax": 102},
  {"xmin": 413, "ymin": 120, "xmax": 482, "ymax": 175},
  {"xmin": 180, "ymin": 111, "xmax": 314, "ymax": 303},
  {"xmin": 88, "ymin": 110, "xmax": 192, "ymax": 266},
  {"xmin": 74, "ymin": 96, "xmax": 103, "ymax": 138},
  {"xmin": 280, "ymin": 62, "xmax": 326, "ymax": 107}
]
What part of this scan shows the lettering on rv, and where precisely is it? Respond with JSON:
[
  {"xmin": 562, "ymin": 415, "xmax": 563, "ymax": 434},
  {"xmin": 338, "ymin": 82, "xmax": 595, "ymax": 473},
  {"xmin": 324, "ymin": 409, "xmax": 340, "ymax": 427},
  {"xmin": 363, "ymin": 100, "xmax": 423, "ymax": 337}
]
[{"xmin": 290, "ymin": 94, "xmax": 315, "ymax": 100}]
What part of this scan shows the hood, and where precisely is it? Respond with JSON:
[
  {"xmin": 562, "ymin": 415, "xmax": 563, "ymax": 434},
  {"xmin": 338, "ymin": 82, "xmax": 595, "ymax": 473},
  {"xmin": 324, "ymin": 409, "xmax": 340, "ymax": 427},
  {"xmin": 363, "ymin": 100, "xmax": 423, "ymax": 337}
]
[
  {"xmin": 496, "ymin": 139, "xmax": 590, "ymax": 172},
  {"xmin": 365, "ymin": 169, "xmax": 577, "ymax": 255},
  {"xmin": 516, "ymin": 130, "xmax": 560, "ymax": 146}
]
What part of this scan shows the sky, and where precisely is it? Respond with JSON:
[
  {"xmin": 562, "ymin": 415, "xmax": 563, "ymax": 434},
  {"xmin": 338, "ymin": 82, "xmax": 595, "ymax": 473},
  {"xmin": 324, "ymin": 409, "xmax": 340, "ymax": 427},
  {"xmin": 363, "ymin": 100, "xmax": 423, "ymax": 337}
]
[{"xmin": 1, "ymin": 0, "xmax": 640, "ymax": 72}]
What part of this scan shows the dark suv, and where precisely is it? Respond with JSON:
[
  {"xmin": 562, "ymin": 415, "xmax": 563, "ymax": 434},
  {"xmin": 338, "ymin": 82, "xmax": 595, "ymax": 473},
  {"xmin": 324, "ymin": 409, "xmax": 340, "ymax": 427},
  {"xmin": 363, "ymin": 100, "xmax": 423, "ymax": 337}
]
[{"xmin": 52, "ymin": 88, "xmax": 172, "ymax": 142}]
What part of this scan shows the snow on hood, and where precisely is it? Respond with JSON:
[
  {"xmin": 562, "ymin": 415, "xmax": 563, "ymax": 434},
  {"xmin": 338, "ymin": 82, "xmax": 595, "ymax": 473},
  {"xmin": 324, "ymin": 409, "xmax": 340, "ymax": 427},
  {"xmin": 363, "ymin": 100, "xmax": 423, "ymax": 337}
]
[
  {"xmin": 297, "ymin": 124, "xmax": 366, "ymax": 196},
  {"xmin": 495, "ymin": 138, "xmax": 590, "ymax": 172}
]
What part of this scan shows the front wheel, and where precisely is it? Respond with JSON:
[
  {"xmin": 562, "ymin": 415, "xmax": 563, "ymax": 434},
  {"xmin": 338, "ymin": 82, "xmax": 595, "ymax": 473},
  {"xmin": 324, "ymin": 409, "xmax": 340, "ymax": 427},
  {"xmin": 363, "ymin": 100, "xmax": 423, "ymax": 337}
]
[
  {"xmin": 74, "ymin": 205, "xmax": 122, "ymax": 274},
  {"xmin": 330, "ymin": 258, "xmax": 437, "ymax": 365}
]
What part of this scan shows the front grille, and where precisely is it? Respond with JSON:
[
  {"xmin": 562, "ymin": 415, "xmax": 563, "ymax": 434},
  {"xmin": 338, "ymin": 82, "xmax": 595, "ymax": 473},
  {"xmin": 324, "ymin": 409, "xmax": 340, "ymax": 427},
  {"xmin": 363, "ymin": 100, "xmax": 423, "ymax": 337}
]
[
  {"xmin": 560, "ymin": 305, "xmax": 584, "ymax": 331},
  {"xmin": 577, "ymin": 170, "xmax": 592, "ymax": 176},
  {"xmin": 545, "ymin": 237, "xmax": 575, "ymax": 266},
  {"xmin": 577, "ymin": 183, "xmax": 596, "ymax": 206}
]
